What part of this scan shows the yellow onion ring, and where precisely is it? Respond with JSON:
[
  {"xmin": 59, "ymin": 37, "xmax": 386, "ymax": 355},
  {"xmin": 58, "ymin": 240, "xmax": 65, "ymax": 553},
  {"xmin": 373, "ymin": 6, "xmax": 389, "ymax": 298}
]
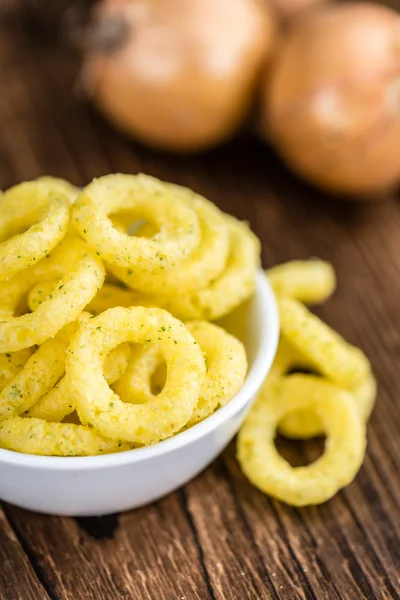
[
  {"xmin": 110, "ymin": 187, "xmax": 230, "ymax": 294},
  {"xmin": 73, "ymin": 173, "xmax": 200, "ymax": 272},
  {"xmin": 0, "ymin": 349, "xmax": 33, "ymax": 392},
  {"xmin": 266, "ymin": 332, "xmax": 376, "ymax": 438},
  {"xmin": 28, "ymin": 281, "xmax": 154, "ymax": 315},
  {"xmin": 267, "ymin": 259, "xmax": 336, "ymax": 305},
  {"xmin": 0, "ymin": 236, "xmax": 105, "ymax": 353},
  {"xmin": 237, "ymin": 374, "xmax": 366, "ymax": 506},
  {"xmin": 277, "ymin": 297, "xmax": 370, "ymax": 388},
  {"xmin": 186, "ymin": 321, "xmax": 247, "ymax": 424},
  {"xmin": 0, "ymin": 333, "xmax": 69, "ymax": 421},
  {"xmin": 29, "ymin": 217, "xmax": 259, "ymax": 324},
  {"xmin": 0, "ymin": 180, "xmax": 71, "ymax": 281},
  {"xmin": 35, "ymin": 176, "xmax": 79, "ymax": 204},
  {"xmin": 149, "ymin": 216, "xmax": 260, "ymax": 321},
  {"xmin": 279, "ymin": 371, "xmax": 377, "ymax": 439},
  {"xmin": 114, "ymin": 321, "xmax": 247, "ymax": 426},
  {"xmin": 65, "ymin": 306, "xmax": 206, "ymax": 444},
  {"xmin": 28, "ymin": 342, "xmax": 132, "ymax": 422}
]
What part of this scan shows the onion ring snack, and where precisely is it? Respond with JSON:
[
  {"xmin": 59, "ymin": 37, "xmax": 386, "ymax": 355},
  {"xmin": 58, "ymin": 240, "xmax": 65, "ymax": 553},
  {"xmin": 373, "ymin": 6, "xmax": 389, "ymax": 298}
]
[
  {"xmin": 0, "ymin": 333, "xmax": 69, "ymax": 421},
  {"xmin": 0, "ymin": 417, "xmax": 129, "ymax": 456},
  {"xmin": 237, "ymin": 374, "xmax": 366, "ymax": 506},
  {"xmin": 28, "ymin": 341, "xmax": 132, "ymax": 422},
  {"xmin": 114, "ymin": 321, "xmax": 247, "ymax": 426},
  {"xmin": 264, "ymin": 262, "xmax": 375, "ymax": 439},
  {"xmin": 187, "ymin": 321, "xmax": 247, "ymax": 425},
  {"xmin": 259, "ymin": 337, "xmax": 325, "ymax": 439},
  {"xmin": 112, "ymin": 344, "xmax": 164, "ymax": 406},
  {"xmin": 110, "ymin": 184, "xmax": 230, "ymax": 294},
  {"xmin": 35, "ymin": 176, "xmax": 79, "ymax": 204},
  {"xmin": 73, "ymin": 174, "xmax": 201, "ymax": 272},
  {"xmin": 267, "ymin": 260, "xmax": 336, "ymax": 305},
  {"xmin": 0, "ymin": 180, "xmax": 70, "ymax": 282},
  {"xmin": 277, "ymin": 297, "xmax": 370, "ymax": 388},
  {"xmin": 267, "ymin": 306, "xmax": 376, "ymax": 438},
  {"xmin": 65, "ymin": 306, "xmax": 206, "ymax": 445},
  {"xmin": 0, "ymin": 236, "xmax": 105, "ymax": 353},
  {"xmin": 27, "ymin": 281, "xmax": 154, "ymax": 315},
  {"xmin": 150, "ymin": 216, "xmax": 260, "ymax": 321}
]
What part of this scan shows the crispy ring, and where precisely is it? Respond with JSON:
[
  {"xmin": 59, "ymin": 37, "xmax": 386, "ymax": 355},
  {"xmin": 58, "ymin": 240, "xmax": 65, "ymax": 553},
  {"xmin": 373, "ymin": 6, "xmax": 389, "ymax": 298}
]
[
  {"xmin": 0, "ymin": 240, "xmax": 69, "ymax": 322},
  {"xmin": 30, "ymin": 217, "xmax": 258, "ymax": 324},
  {"xmin": 73, "ymin": 173, "xmax": 200, "ymax": 271},
  {"xmin": 277, "ymin": 297, "xmax": 370, "ymax": 388},
  {"xmin": 35, "ymin": 176, "xmax": 79, "ymax": 204},
  {"xmin": 150, "ymin": 216, "xmax": 261, "ymax": 321},
  {"xmin": 268, "ymin": 335, "xmax": 376, "ymax": 438},
  {"xmin": 0, "ymin": 236, "xmax": 105, "ymax": 353},
  {"xmin": 114, "ymin": 321, "xmax": 247, "ymax": 426},
  {"xmin": 110, "ymin": 191, "xmax": 230, "ymax": 294},
  {"xmin": 350, "ymin": 371, "xmax": 377, "ymax": 422},
  {"xmin": 0, "ymin": 416, "xmax": 129, "ymax": 456},
  {"xmin": 113, "ymin": 344, "xmax": 164, "ymax": 405},
  {"xmin": 28, "ymin": 342, "xmax": 132, "ymax": 422},
  {"xmin": 0, "ymin": 349, "xmax": 33, "ymax": 392},
  {"xmin": 0, "ymin": 333, "xmax": 69, "ymax": 421},
  {"xmin": 65, "ymin": 307, "xmax": 206, "ymax": 444},
  {"xmin": 0, "ymin": 235, "xmax": 87, "ymax": 318},
  {"xmin": 186, "ymin": 321, "xmax": 247, "ymax": 425},
  {"xmin": 103, "ymin": 343, "xmax": 132, "ymax": 384},
  {"xmin": 237, "ymin": 374, "xmax": 366, "ymax": 506},
  {"xmin": 266, "ymin": 338, "xmax": 323, "ymax": 438},
  {"xmin": 0, "ymin": 180, "xmax": 71, "ymax": 281},
  {"xmin": 86, "ymin": 283, "xmax": 153, "ymax": 313},
  {"xmin": 267, "ymin": 260, "xmax": 336, "ymax": 305},
  {"xmin": 279, "ymin": 371, "xmax": 377, "ymax": 439}
]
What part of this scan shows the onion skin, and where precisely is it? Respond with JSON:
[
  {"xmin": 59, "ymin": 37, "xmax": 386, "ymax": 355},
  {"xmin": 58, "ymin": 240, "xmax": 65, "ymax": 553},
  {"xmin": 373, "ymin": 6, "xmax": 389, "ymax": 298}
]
[
  {"xmin": 267, "ymin": 0, "xmax": 327, "ymax": 23},
  {"xmin": 263, "ymin": 3, "xmax": 400, "ymax": 198},
  {"xmin": 83, "ymin": 0, "xmax": 275, "ymax": 152}
]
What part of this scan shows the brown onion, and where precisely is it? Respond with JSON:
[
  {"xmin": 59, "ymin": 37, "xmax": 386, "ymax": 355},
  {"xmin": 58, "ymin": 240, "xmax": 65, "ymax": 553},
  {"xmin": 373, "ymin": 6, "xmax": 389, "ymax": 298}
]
[
  {"xmin": 262, "ymin": 3, "xmax": 400, "ymax": 197},
  {"xmin": 266, "ymin": 0, "xmax": 328, "ymax": 23},
  {"xmin": 82, "ymin": 0, "xmax": 275, "ymax": 152}
]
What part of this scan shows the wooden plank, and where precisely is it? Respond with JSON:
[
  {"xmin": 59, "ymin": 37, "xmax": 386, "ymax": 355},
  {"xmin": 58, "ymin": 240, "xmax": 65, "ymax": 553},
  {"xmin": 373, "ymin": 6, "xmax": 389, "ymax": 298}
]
[
  {"xmin": 181, "ymin": 459, "xmax": 280, "ymax": 600},
  {"xmin": 0, "ymin": 507, "xmax": 51, "ymax": 600},
  {"xmin": 224, "ymin": 445, "xmax": 376, "ymax": 600},
  {"xmin": 4, "ymin": 493, "xmax": 212, "ymax": 600}
]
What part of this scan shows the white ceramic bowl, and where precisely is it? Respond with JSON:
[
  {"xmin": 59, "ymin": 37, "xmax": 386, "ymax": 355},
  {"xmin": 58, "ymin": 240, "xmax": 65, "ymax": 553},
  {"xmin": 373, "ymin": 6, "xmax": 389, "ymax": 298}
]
[{"xmin": 0, "ymin": 272, "xmax": 279, "ymax": 516}]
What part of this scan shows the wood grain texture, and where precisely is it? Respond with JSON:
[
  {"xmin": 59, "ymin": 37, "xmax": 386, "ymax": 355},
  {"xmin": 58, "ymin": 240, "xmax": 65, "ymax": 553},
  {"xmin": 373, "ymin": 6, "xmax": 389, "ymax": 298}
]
[
  {"xmin": 1, "ymin": 1, "xmax": 400, "ymax": 599},
  {"xmin": 3, "ymin": 496, "xmax": 211, "ymax": 600},
  {"xmin": 0, "ymin": 508, "xmax": 51, "ymax": 600}
]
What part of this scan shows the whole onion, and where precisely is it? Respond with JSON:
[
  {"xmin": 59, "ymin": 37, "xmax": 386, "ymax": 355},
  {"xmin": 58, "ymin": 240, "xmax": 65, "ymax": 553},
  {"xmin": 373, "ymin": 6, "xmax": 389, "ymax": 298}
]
[
  {"xmin": 262, "ymin": 3, "xmax": 400, "ymax": 197},
  {"xmin": 81, "ymin": 0, "xmax": 275, "ymax": 152},
  {"xmin": 266, "ymin": 0, "xmax": 327, "ymax": 22}
]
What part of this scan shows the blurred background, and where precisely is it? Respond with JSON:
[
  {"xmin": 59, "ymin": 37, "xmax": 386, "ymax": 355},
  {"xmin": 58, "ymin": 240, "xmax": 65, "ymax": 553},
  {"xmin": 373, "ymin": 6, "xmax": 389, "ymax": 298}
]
[{"xmin": 4, "ymin": 0, "xmax": 400, "ymax": 199}]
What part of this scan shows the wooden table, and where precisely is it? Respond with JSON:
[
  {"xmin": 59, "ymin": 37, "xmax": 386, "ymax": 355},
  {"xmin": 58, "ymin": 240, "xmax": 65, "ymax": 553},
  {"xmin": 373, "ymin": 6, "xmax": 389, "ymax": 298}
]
[{"xmin": 1, "ymin": 2, "xmax": 399, "ymax": 599}]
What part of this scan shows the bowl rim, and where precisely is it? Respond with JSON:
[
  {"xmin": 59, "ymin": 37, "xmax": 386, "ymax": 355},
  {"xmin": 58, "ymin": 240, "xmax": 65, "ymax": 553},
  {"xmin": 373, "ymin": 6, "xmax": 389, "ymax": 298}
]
[{"xmin": 0, "ymin": 271, "xmax": 279, "ymax": 470}]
